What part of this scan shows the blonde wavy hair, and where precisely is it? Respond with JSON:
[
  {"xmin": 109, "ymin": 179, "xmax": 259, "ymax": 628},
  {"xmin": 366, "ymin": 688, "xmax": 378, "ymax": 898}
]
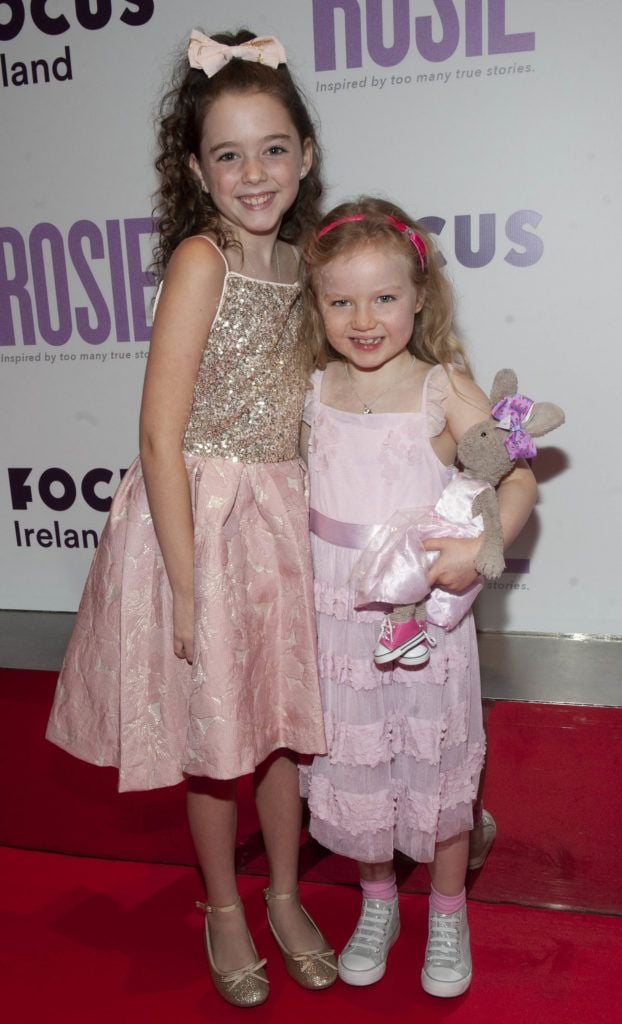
[{"xmin": 300, "ymin": 196, "xmax": 471, "ymax": 376}]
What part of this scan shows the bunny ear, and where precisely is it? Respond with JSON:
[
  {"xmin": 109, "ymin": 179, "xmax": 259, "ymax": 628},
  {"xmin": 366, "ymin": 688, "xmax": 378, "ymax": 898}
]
[
  {"xmin": 490, "ymin": 369, "xmax": 518, "ymax": 405},
  {"xmin": 526, "ymin": 402, "xmax": 565, "ymax": 438}
]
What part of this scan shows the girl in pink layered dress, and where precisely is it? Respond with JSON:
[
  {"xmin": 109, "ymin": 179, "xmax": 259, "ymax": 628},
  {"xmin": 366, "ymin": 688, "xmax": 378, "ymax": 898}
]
[
  {"xmin": 46, "ymin": 28, "xmax": 337, "ymax": 1008},
  {"xmin": 299, "ymin": 197, "xmax": 537, "ymax": 998}
]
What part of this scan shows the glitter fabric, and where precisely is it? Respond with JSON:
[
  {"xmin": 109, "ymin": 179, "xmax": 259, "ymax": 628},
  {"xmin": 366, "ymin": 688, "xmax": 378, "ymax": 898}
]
[
  {"xmin": 183, "ymin": 274, "xmax": 306, "ymax": 462},
  {"xmin": 46, "ymin": 255, "xmax": 327, "ymax": 791}
]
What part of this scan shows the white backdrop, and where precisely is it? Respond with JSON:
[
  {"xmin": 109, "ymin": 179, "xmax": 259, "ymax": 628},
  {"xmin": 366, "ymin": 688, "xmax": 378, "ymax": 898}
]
[{"xmin": 1, "ymin": 0, "xmax": 620, "ymax": 636}]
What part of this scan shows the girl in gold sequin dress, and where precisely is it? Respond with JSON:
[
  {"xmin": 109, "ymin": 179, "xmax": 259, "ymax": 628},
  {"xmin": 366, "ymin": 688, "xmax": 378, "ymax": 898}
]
[{"xmin": 47, "ymin": 29, "xmax": 336, "ymax": 1006}]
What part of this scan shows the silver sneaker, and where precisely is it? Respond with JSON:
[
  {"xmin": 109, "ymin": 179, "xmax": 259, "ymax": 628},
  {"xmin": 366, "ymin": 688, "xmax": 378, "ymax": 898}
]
[
  {"xmin": 338, "ymin": 896, "xmax": 400, "ymax": 986},
  {"xmin": 468, "ymin": 809, "xmax": 497, "ymax": 870},
  {"xmin": 421, "ymin": 905, "xmax": 472, "ymax": 998}
]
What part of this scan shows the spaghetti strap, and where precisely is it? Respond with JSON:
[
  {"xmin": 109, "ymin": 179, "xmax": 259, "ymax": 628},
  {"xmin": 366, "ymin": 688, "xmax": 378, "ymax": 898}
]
[
  {"xmin": 422, "ymin": 363, "xmax": 450, "ymax": 438},
  {"xmin": 152, "ymin": 236, "xmax": 229, "ymax": 319},
  {"xmin": 152, "ymin": 280, "xmax": 164, "ymax": 318},
  {"xmin": 303, "ymin": 368, "xmax": 323, "ymax": 426},
  {"xmin": 196, "ymin": 234, "xmax": 230, "ymax": 272}
]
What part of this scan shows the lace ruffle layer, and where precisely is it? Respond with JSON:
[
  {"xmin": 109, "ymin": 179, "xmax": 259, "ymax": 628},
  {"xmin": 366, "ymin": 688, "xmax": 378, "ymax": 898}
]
[
  {"xmin": 324, "ymin": 702, "xmax": 471, "ymax": 768},
  {"xmin": 305, "ymin": 745, "xmax": 484, "ymax": 842}
]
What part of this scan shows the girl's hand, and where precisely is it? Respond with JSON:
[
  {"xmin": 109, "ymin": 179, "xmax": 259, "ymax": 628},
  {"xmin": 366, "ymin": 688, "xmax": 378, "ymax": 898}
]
[
  {"xmin": 423, "ymin": 536, "xmax": 482, "ymax": 593},
  {"xmin": 173, "ymin": 592, "xmax": 194, "ymax": 664}
]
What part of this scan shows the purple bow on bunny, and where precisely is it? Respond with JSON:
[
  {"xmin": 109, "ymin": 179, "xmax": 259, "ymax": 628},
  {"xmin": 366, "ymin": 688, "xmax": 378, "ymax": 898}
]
[{"xmin": 491, "ymin": 394, "xmax": 537, "ymax": 460}]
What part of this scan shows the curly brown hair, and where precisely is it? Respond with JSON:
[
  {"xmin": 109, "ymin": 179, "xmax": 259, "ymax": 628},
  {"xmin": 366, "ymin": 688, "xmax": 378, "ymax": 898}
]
[
  {"xmin": 300, "ymin": 196, "xmax": 472, "ymax": 375},
  {"xmin": 152, "ymin": 28, "xmax": 323, "ymax": 280}
]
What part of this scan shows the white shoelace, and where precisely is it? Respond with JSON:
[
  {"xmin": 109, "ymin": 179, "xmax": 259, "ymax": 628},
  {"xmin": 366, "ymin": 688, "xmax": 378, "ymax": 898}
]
[
  {"xmin": 379, "ymin": 617, "xmax": 437, "ymax": 650},
  {"xmin": 379, "ymin": 617, "xmax": 394, "ymax": 644},
  {"xmin": 425, "ymin": 911, "xmax": 463, "ymax": 967},
  {"xmin": 424, "ymin": 631, "xmax": 437, "ymax": 649},
  {"xmin": 345, "ymin": 899, "xmax": 393, "ymax": 955}
]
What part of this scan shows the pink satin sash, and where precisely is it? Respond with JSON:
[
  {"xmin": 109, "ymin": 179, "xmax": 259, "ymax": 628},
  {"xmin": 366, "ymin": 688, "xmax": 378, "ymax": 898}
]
[{"xmin": 309, "ymin": 509, "xmax": 379, "ymax": 550}]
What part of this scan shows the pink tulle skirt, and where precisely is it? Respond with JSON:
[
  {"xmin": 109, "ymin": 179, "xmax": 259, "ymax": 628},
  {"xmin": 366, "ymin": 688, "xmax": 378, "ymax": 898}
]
[{"xmin": 301, "ymin": 531, "xmax": 485, "ymax": 864}]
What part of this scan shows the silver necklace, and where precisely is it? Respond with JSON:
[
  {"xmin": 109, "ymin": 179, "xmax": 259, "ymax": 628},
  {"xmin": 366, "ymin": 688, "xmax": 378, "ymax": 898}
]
[
  {"xmin": 243, "ymin": 243, "xmax": 280, "ymax": 281},
  {"xmin": 344, "ymin": 356, "xmax": 416, "ymax": 414}
]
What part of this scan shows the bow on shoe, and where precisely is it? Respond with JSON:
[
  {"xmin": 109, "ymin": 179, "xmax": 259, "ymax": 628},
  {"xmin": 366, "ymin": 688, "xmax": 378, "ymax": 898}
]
[
  {"xmin": 290, "ymin": 948, "xmax": 338, "ymax": 970},
  {"xmin": 188, "ymin": 30, "xmax": 287, "ymax": 77},
  {"xmin": 491, "ymin": 393, "xmax": 537, "ymax": 459},
  {"xmin": 217, "ymin": 958, "xmax": 269, "ymax": 991}
]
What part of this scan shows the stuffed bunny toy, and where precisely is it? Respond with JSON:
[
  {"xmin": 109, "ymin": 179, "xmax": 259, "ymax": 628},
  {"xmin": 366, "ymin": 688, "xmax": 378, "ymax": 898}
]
[
  {"xmin": 449, "ymin": 367, "xmax": 565, "ymax": 579},
  {"xmin": 352, "ymin": 369, "xmax": 565, "ymax": 653}
]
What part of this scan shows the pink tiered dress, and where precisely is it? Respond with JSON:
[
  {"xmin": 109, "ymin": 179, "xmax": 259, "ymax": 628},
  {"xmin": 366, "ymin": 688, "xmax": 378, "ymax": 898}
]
[
  {"xmin": 47, "ymin": 242, "xmax": 327, "ymax": 791},
  {"xmin": 300, "ymin": 364, "xmax": 485, "ymax": 864}
]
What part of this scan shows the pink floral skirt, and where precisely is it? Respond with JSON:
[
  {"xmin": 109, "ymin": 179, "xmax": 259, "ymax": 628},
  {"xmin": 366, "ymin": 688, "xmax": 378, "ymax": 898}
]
[{"xmin": 47, "ymin": 453, "xmax": 326, "ymax": 791}]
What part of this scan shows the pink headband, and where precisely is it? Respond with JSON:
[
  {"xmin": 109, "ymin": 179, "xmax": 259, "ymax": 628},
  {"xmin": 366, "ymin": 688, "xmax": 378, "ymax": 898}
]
[
  {"xmin": 316, "ymin": 214, "xmax": 426, "ymax": 271},
  {"xmin": 188, "ymin": 30, "xmax": 287, "ymax": 78}
]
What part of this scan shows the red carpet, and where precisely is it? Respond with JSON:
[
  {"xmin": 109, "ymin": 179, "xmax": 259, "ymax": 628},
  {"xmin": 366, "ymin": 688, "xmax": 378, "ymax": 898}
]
[
  {"xmin": 3, "ymin": 668, "xmax": 622, "ymax": 1021},
  {"xmin": 2, "ymin": 847, "xmax": 621, "ymax": 1024},
  {"xmin": 2, "ymin": 669, "xmax": 622, "ymax": 914}
]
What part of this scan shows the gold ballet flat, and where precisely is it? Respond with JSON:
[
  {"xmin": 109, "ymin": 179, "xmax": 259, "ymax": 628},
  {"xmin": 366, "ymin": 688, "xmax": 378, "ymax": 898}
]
[
  {"xmin": 196, "ymin": 898, "xmax": 269, "ymax": 1008},
  {"xmin": 264, "ymin": 887, "xmax": 337, "ymax": 990}
]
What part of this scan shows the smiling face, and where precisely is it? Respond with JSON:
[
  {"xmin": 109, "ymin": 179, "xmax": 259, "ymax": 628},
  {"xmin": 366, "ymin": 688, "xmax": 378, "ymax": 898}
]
[
  {"xmin": 316, "ymin": 242, "xmax": 425, "ymax": 373},
  {"xmin": 189, "ymin": 90, "xmax": 313, "ymax": 243}
]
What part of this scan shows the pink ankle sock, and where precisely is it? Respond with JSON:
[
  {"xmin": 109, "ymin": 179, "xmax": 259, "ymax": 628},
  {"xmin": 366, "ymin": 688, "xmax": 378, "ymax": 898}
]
[
  {"xmin": 361, "ymin": 873, "xmax": 397, "ymax": 903},
  {"xmin": 429, "ymin": 885, "xmax": 466, "ymax": 915}
]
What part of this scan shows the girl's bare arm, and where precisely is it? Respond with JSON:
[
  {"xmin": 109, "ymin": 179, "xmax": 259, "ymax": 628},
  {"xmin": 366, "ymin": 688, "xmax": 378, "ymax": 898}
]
[{"xmin": 139, "ymin": 238, "xmax": 226, "ymax": 659}]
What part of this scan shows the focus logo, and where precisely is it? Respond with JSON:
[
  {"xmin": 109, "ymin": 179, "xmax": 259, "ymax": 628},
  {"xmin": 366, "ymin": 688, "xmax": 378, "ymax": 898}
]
[
  {"xmin": 9, "ymin": 466, "xmax": 125, "ymax": 512},
  {"xmin": 0, "ymin": 2, "xmax": 154, "ymax": 88},
  {"xmin": 0, "ymin": 0, "xmax": 154, "ymax": 41},
  {"xmin": 421, "ymin": 210, "xmax": 543, "ymax": 268},
  {"xmin": 8, "ymin": 465, "xmax": 126, "ymax": 550},
  {"xmin": 313, "ymin": 0, "xmax": 536, "ymax": 71}
]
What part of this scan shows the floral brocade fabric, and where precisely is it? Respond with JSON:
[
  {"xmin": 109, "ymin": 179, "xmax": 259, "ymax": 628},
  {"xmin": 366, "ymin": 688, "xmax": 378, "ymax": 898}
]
[
  {"xmin": 46, "ymin": 259, "xmax": 326, "ymax": 791},
  {"xmin": 299, "ymin": 365, "xmax": 485, "ymax": 864}
]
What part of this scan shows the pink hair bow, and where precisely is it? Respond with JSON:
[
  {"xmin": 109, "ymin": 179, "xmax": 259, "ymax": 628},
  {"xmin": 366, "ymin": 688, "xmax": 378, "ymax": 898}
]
[
  {"xmin": 188, "ymin": 30, "xmax": 287, "ymax": 78},
  {"xmin": 491, "ymin": 394, "xmax": 537, "ymax": 460}
]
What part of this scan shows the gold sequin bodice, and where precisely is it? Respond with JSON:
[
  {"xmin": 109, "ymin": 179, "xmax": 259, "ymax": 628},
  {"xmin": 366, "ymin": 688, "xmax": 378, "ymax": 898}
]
[{"xmin": 183, "ymin": 274, "xmax": 306, "ymax": 463}]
